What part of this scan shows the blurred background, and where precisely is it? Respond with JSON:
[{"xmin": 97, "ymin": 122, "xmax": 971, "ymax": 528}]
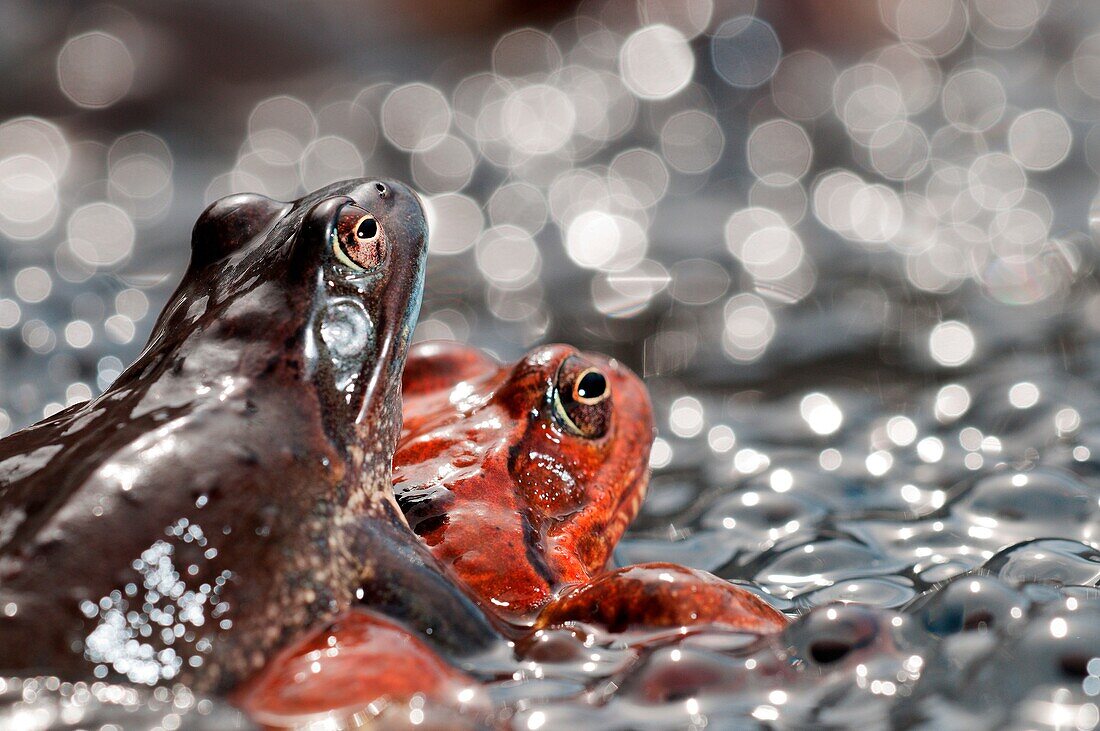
[
  {"xmin": 2, "ymin": 0, "xmax": 1096, "ymax": 432},
  {"xmin": 10, "ymin": 0, "xmax": 1100, "ymax": 726}
]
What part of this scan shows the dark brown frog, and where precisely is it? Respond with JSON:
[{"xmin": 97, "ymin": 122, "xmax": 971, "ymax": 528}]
[{"xmin": 0, "ymin": 179, "xmax": 495, "ymax": 692}]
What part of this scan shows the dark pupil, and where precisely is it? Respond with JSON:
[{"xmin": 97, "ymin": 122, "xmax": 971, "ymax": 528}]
[
  {"xmin": 576, "ymin": 371, "xmax": 606, "ymax": 400},
  {"xmin": 356, "ymin": 218, "xmax": 378, "ymax": 240}
]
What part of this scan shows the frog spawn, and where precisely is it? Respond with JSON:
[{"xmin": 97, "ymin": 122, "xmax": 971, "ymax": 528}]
[
  {"xmin": 227, "ymin": 345, "xmax": 1100, "ymax": 729},
  {"xmin": 9, "ymin": 360, "xmax": 1100, "ymax": 729},
  {"xmin": 487, "ymin": 356, "xmax": 1100, "ymax": 729},
  {"xmin": 7, "ymin": 371, "xmax": 1100, "ymax": 729}
]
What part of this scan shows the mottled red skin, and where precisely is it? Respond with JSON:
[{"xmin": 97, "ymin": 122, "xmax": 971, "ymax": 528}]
[
  {"xmin": 234, "ymin": 608, "xmax": 489, "ymax": 728},
  {"xmin": 394, "ymin": 341, "xmax": 655, "ymax": 621},
  {"xmin": 537, "ymin": 563, "xmax": 789, "ymax": 635}
]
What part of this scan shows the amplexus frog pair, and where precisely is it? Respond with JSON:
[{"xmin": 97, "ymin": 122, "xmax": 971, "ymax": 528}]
[
  {"xmin": 0, "ymin": 178, "xmax": 786, "ymax": 715},
  {"xmin": 239, "ymin": 339, "xmax": 786, "ymax": 724}
]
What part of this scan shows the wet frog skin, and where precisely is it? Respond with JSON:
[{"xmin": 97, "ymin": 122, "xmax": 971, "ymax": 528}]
[
  {"xmin": 235, "ymin": 607, "xmax": 489, "ymax": 729},
  {"xmin": 537, "ymin": 562, "xmax": 788, "ymax": 635},
  {"xmin": 237, "ymin": 341, "xmax": 655, "ymax": 725},
  {"xmin": 395, "ymin": 341, "xmax": 788, "ymax": 638},
  {"xmin": 394, "ymin": 341, "xmax": 655, "ymax": 621},
  {"xmin": 0, "ymin": 179, "xmax": 492, "ymax": 692},
  {"xmin": 239, "ymin": 342, "xmax": 785, "ymax": 726}
]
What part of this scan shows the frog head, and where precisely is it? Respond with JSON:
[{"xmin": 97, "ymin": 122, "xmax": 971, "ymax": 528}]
[{"xmin": 174, "ymin": 178, "xmax": 427, "ymax": 456}]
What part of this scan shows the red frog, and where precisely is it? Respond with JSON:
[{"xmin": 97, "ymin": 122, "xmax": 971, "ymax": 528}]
[
  {"xmin": 393, "ymin": 341, "xmax": 653, "ymax": 621},
  {"xmin": 393, "ymin": 342, "xmax": 786, "ymax": 635}
]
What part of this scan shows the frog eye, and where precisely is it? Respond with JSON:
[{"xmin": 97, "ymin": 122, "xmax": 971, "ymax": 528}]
[
  {"xmin": 333, "ymin": 205, "xmax": 386, "ymax": 271},
  {"xmin": 572, "ymin": 368, "xmax": 608, "ymax": 405},
  {"xmin": 553, "ymin": 356, "xmax": 611, "ymax": 439}
]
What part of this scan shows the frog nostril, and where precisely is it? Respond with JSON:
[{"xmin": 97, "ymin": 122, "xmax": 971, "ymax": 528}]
[{"xmin": 374, "ymin": 182, "xmax": 389, "ymax": 199}]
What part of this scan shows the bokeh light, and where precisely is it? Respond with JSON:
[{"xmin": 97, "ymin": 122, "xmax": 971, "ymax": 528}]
[
  {"xmin": 620, "ymin": 25, "xmax": 695, "ymax": 100},
  {"xmin": 57, "ymin": 32, "xmax": 135, "ymax": 108}
]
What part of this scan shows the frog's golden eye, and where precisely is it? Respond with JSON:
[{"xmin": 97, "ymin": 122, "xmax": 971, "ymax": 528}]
[
  {"xmin": 553, "ymin": 356, "xmax": 611, "ymax": 439},
  {"xmin": 333, "ymin": 206, "xmax": 386, "ymax": 271}
]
